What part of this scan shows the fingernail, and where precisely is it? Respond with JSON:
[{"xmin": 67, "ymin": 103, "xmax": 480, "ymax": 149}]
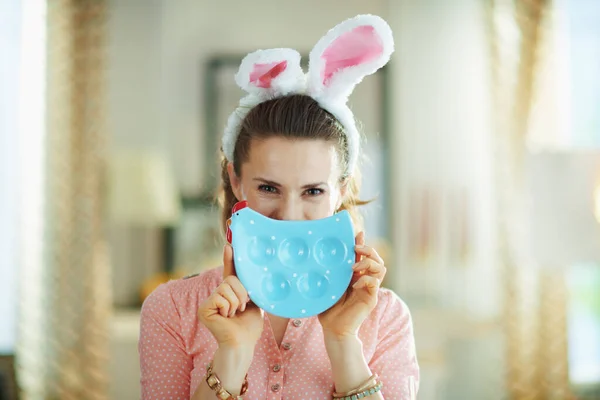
[{"xmin": 241, "ymin": 304, "xmax": 246, "ymax": 312}]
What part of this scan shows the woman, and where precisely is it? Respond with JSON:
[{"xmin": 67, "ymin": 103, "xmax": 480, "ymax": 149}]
[{"xmin": 139, "ymin": 15, "xmax": 419, "ymax": 400}]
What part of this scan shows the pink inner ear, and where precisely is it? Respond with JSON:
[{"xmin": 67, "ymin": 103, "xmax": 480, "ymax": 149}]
[
  {"xmin": 249, "ymin": 60, "xmax": 288, "ymax": 88},
  {"xmin": 321, "ymin": 25, "xmax": 383, "ymax": 86}
]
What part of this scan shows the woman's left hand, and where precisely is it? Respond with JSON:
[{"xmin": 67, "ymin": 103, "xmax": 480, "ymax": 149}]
[{"xmin": 318, "ymin": 231, "xmax": 386, "ymax": 339}]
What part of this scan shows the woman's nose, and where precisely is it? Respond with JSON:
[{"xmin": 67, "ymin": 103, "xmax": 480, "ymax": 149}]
[{"xmin": 275, "ymin": 198, "xmax": 303, "ymax": 221}]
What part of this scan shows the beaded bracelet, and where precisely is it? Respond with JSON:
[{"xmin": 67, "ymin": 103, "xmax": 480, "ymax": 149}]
[
  {"xmin": 333, "ymin": 374, "xmax": 377, "ymax": 397},
  {"xmin": 333, "ymin": 374, "xmax": 383, "ymax": 399},
  {"xmin": 334, "ymin": 381, "xmax": 383, "ymax": 400}
]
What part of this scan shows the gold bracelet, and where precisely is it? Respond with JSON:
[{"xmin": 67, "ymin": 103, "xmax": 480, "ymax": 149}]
[
  {"xmin": 205, "ymin": 360, "xmax": 248, "ymax": 400},
  {"xmin": 333, "ymin": 374, "xmax": 379, "ymax": 398}
]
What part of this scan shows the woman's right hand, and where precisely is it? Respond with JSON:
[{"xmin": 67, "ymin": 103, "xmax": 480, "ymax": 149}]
[
  {"xmin": 194, "ymin": 245, "xmax": 262, "ymax": 398},
  {"xmin": 198, "ymin": 243, "xmax": 264, "ymax": 348}
]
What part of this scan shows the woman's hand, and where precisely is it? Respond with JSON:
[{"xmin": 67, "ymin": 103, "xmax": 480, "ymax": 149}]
[
  {"xmin": 318, "ymin": 231, "xmax": 386, "ymax": 339},
  {"xmin": 194, "ymin": 244, "xmax": 262, "ymax": 398},
  {"xmin": 198, "ymin": 244, "xmax": 264, "ymax": 348}
]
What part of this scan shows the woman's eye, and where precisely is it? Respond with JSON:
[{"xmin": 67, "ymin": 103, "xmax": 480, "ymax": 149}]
[
  {"xmin": 305, "ymin": 188, "xmax": 324, "ymax": 196},
  {"xmin": 258, "ymin": 184, "xmax": 278, "ymax": 193}
]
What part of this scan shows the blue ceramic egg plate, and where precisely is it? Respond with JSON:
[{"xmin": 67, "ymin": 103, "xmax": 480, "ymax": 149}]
[{"xmin": 228, "ymin": 203, "xmax": 355, "ymax": 318}]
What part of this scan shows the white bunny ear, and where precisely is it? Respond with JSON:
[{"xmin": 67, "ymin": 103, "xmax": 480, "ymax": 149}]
[
  {"xmin": 223, "ymin": 49, "xmax": 306, "ymax": 162},
  {"xmin": 235, "ymin": 48, "xmax": 306, "ymax": 100},
  {"xmin": 307, "ymin": 14, "xmax": 394, "ymax": 103}
]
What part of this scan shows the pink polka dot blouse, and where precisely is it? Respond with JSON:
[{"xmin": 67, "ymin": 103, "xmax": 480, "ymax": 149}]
[{"xmin": 139, "ymin": 267, "xmax": 419, "ymax": 399}]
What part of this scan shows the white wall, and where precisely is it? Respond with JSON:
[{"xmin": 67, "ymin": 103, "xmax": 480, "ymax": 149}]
[
  {"xmin": 107, "ymin": 0, "xmax": 167, "ymax": 306},
  {"xmin": 388, "ymin": 0, "xmax": 495, "ymax": 313},
  {"xmin": 388, "ymin": 1, "xmax": 499, "ymax": 398},
  {"xmin": 108, "ymin": 0, "xmax": 164, "ymax": 151}
]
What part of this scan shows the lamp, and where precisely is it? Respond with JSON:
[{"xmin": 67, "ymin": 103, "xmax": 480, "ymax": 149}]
[
  {"xmin": 108, "ymin": 150, "xmax": 181, "ymax": 226},
  {"xmin": 526, "ymin": 149, "xmax": 600, "ymax": 267},
  {"xmin": 107, "ymin": 150, "xmax": 182, "ymax": 306}
]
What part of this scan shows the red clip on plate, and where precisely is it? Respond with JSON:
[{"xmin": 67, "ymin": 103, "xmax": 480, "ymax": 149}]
[{"xmin": 226, "ymin": 201, "xmax": 249, "ymax": 243}]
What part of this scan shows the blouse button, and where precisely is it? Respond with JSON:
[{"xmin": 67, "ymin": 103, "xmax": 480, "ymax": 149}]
[
  {"xmin": 282, "ymin": 342, "xmax": 292, "ymax": 350},
  {"xmin": 292, "ymin": 319, "xmax": 302, "ymax": 327},
  {"xmin": 271, "ymin": 383, "xmax": 281, "ymax": 392},
  {"xmin": 272, "ymin": 364, "xmax": 281, "ymax": 372}
]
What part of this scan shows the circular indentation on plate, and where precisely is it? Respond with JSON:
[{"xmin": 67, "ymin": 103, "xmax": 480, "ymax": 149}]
[
  {"xmin": 247, "ymin": 237, "xmax": 276, "ymax": 265},
  {"xmin": 279, "ymin": 238, "xmax": 309, "ymax": 267},
  {"xmin": 250, "ymin": 220, "xmax": 255, "ymax": 224},
  {"xmin": 261, "ymin": 273, "xmax": 291, "ymax": 301},
  {"xmin": 297, "ymin": 272, "xmax": 330, "ymax": 299},
  {"xmin": 308, "ymin": 230, "xmax": 312, "ymax": 235},
  {"xmin": 313, "ymin": 238, "xmax": 347, "ymax": 267},
  {"xmin": 271, "ymin": 236, "xmax": 276, "ymax": 240},
  {"xmin": 336, "ymin": 217, "xmax": 340, "ymax": 222}
]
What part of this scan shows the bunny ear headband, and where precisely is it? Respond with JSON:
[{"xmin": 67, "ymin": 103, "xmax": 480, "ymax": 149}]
[{"xmin": 222, "ymin": 14, "xmax": 394, "ymax": 175}]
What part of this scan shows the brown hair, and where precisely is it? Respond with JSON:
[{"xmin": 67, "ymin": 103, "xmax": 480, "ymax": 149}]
[{"xmin": 217, "ymin": 94, "xmax": 369, "ymax": 233}]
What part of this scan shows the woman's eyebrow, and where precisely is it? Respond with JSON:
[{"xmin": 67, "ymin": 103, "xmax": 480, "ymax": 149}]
[
  {"xmin": 253, "ymin": 177, "xmax": 281, "ymax": 187},
  {"xmin": 301, "ymin": 182, "xmax": 327, "ymax": 189},
  {"xmin": 253, "ymin": 177, "xmax": 327, "ymax": 189}
]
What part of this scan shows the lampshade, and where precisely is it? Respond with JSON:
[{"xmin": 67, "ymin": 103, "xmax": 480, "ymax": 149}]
[
  {"xmin": 527, "ymin": 149, "xmax": 600, "ymax": 267},
  {"xmin": 108, "ymin": 150, "xmax": 181, "ymax": 226}
]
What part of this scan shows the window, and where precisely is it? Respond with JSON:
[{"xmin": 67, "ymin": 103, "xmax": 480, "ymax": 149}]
[
  {"xmin": 0, "ymin": 0, "xmax": 47, "ymax": 354},
  {"xmin": 0, "ymin": 0, "xmax": 22, "ymax": 355},
  {"xmin": 563, "ymin": 0, "xmax": 600, "ymax": 389}
]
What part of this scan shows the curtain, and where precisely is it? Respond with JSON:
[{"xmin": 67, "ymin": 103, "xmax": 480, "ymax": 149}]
[
  {"xmin": 16, "ymin": 1, "xmax": 111, "ymax": 399},
  {"xmin": 489, "ymin": 0, "xmax": 572, "ymax": 398}
]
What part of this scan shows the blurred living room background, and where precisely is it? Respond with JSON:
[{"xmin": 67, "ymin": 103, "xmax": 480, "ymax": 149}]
[{"xmin": 1, "ymin": 0, "xmax": 600, "ymax": 399}]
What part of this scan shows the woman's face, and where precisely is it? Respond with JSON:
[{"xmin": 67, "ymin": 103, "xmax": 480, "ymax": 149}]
[{"xmin": 228, "ymin": 136, "xmax": 346, "ymax": 221}]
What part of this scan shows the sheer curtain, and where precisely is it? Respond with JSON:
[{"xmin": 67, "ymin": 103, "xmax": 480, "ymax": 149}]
[
  {"xmin": 387, "ymin": 1, "xmax": 499, "ymax": 398},
  {"xmin": 16, "ymin": 1, "xmax": 112, "ymax": 399},
  {"xmin": 491, "ymin": 0, "xmax": 572, "ymax": 397}
]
